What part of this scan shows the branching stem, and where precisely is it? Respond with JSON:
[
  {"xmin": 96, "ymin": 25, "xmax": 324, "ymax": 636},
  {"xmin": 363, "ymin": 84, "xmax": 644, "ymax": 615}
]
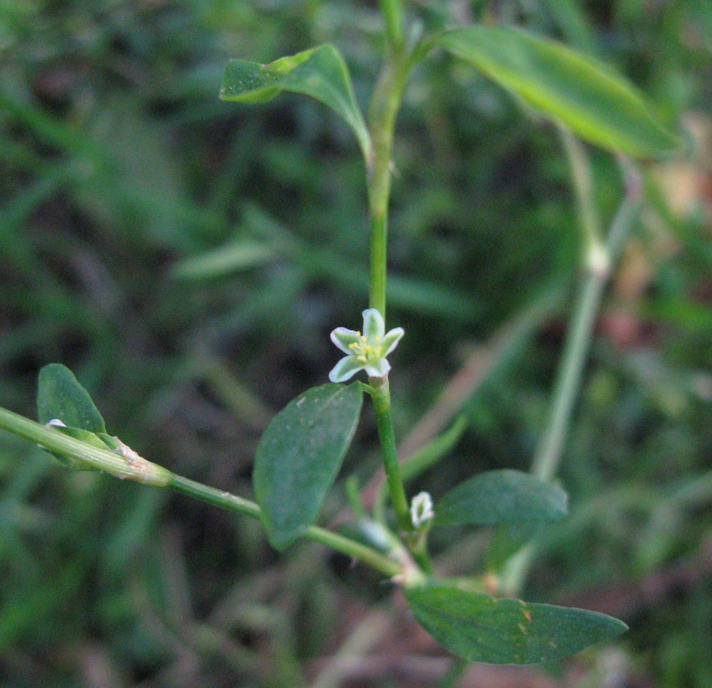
[{"xmin": 0, "ymin": 407, "xmax": 403, "ymax": 579}]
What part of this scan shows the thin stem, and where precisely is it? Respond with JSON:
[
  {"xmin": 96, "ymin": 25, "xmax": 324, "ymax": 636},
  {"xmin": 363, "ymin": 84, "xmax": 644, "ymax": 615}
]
[
  {"xmin": 532, "ymin": 171, "xmax": 641, "ymax": 483},
  {"xmin": 170, "ymin": 473, "xmax": 262, "ymax": 519},
  {"xmin": 0, "ymin": 406, "xmax": 404, "ymax": 579},
  {"xmin": 378, "ymin": 0, "xmax": 404, "ymax": 49},
  {"xmin": 362, "ymin": 42, "xmax": 417, "ymax": 534},
  {"xmin": 531, "ymin": 271, "xmax": 606, "ymax": 482},
  {"xmin": 0, "ymin": 407, "xmax": 171, "ymax": 486},
  {"xmin": 373, "ymin": 416, "xmax": 467, "ymax": 522},
  {"xmin": 558, "ymin": 125, "xmax": 601, "ymax": 251},
  {"xmin": 406, "ymin": 532, "xmax": 433, "ymax": 574},
  {"xmin": 501, "ymin": 161, "xmax": 642, "ymax": 594},
  {"xmin": 605, "ymin": 159, "xmax": 642, "ymax": 258},
  {"xmin": 170, "ymin": 475, "xmax": 405, "ymax": 578},
  {"xmin": 366, "ymin": 47, "xmax": 412, "ymax": 317},
  {"xmin": 369, "ymin": 376, "xmax": 412, "ymax": 532},
  {"xmin": 370, "ymin": 212, "xmax": 388, "ymax": 316}
]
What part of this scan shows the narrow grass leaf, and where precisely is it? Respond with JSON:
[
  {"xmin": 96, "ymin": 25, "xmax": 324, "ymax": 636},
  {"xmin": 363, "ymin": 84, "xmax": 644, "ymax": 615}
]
[
  {"xmin": 436, "ymin": 25, "xmax": 680, "ymax": 157},
  {"xmin": 434, "ymin": 469, "xmax": 567, "ymax": 526},
  {"xmin": 405, "ymin": 584, "xmax": 628, "ymax": 664},
  {"xmin": 172, "ymin": 240, "xmax": 275, "ymax": 281},
  {"xmin": 220, "ymin": 45, "xmax": 371, "ymax": 159},
  {"xmin": 254, "ymin": 383, "xmax": 363, "ymax": 550}
]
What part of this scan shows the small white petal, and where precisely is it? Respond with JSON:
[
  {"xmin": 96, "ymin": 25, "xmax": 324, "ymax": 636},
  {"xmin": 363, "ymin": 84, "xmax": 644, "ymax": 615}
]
[
  {"xmin": 329, "ymin": 355, "xmax": 366, "ymax": 383},
  {"xmin": 381, "ymin": 327, "xmax": 404, "ymax": 356},
  {"xmin": 364, "ymin": 357, "xmax": 391, "ymax": 378},
  {"xmin": 330, "ymin": 327, "xmax": 361, "ymax": 354},
  {"xmin": 362, "ymin": 308, "xmax": 385, "ymax": 340}
]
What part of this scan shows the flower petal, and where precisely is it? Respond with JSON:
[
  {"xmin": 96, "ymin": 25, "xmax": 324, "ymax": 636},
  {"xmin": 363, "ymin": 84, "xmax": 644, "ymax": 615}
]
[
  {"xmin": 364, "ymin": 357, "xmax": 391, "ymax": 378},
  {"xmin": 362, "ymin": 308, "xmax": 385, "ymax": 340},
  {"xmin": 330, "ymin": 327, "xmax": 361, "ymax": 354},
  {"xmin": 381, "ymin": 327, "xmax": 404, "ymax": 356},
  {"xmin": 328, "ymin": 355, "xmax": 365, "ymax": 383}
]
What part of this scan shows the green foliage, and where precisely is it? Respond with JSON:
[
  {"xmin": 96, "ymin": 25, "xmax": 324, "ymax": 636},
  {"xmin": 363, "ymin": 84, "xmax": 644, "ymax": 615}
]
[
  {"xmin": 171, "ymin": 240, "xmax": 275, "ymax": 281},
  {"xmin": 37, "ymin": 364, "xmax": 106, "ymax": 433},
  {"xmin": 435, "ymin": 469, "xmax": 568, "ymax": 526},
  {"xmin": 36, "ymin": 364, "xmax": 109, "ymax": 470},
  {"xmin": 1, "ymin": 0, "xmax": 710, "ymax": 685},
  {"xmin": 254, "ymin": 383, "xmax": 363, "ymax": 550},
  {"xmin": 220, "ymin": 45, "xmax": 371, "ymax": 160},
  {"xmin": 404, "ymin": 583, "xmax": 627, "ymax": 664},
  {"xmin": 436, "ymin": 25, "xmax": 681, "ymax": 157}
]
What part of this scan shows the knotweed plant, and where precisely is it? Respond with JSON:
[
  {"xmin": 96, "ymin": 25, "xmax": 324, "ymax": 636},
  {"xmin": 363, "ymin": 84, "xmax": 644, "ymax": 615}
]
[{"xmin": 0, "ymin": 0, "xmax": 681, "ymax": 671}]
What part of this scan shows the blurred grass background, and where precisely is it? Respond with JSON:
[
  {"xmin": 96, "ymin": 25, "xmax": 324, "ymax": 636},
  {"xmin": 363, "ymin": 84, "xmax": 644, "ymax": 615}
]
[{"xmin": 1, "ymin": 1, "xmax": 712, "ymax": 686}]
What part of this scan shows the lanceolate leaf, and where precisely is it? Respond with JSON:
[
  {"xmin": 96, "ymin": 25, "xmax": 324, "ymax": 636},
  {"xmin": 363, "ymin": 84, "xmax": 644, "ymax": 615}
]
[
  {"xmin": 434, "ymin": 469, "xmax": 567, "ymax": 526},
  {"xmin": 254, "ymin": 383, "xmax": 363, "ymax": 551},
  {"xmin": 220, "ymin": 45, "xmax": 371, "ymax": 160},
  {"xmin": 435, "ymin": 25, "xmax": 680, "ymax": 158},
  {"xmin": 37, "ymin": 364, "xmax": 106, "ymax": 433},
  {"xmin": 404, "ymin": 584, "xmax": 627, "ymax": 665}
]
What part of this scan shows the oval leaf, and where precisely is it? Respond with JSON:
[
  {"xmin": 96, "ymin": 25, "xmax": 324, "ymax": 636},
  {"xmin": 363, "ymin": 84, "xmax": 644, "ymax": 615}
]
[
  {"xmin": 37, "ymin": 364, "xmax": 106, "ymax": 433},
  {"xmin": 435, "ymin": 469, "xmax": 567, "ymax": 526},
  {"xmin": 220, "ymin": 45, "xmax": 371, "ymax": 160},
  {"xmin": 435, "ymin": 25, "xmax": 680, "ymax": 158},
  {"xmin": 254, "ymin": 383, "xmax": 363, "ymax": 551},
  {"xmin": 404, "ymin": 584, "xmax": 627, "ymax": 665}
]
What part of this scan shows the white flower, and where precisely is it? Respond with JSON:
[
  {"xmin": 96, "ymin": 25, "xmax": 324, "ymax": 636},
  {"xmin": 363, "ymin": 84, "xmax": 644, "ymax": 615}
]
[
  {"xmin": 329, "ymin": 309, "xmax": 404, "ymax": 383},
  {"xmin": 410, "ymin": 491, "xmax": 434, "ymax": 529}
]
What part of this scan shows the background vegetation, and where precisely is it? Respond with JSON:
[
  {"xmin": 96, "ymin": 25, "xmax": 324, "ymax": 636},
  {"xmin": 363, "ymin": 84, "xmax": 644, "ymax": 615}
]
[{"xmin": 1, "ymin": 1, "xmax": 711, "ymax": 686}]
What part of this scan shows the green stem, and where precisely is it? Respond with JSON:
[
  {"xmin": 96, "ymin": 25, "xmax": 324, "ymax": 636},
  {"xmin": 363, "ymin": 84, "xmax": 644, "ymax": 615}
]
[
  {"xmin": 558, "ymin": 125, "xmax": 601, "ymax": 251},
  {"xmin": 369, "ymin": 376, "xmax": 412, "ymax": 533},
  {"xmin": 532, "ymin": 170, "xmax": 641, "ymax": 483},
  {"xmin": 367, "ymin": 46, "xmax": 412, "ymax": 317},
  {"xmin": 0, "ymin": 407, "xmax": 403, "ymax": 579},
  {"xmin": 530, "ymin": 270, "xmax": 606, "ymax": 482},
  {"xmin": 406, "ymin": 531, "xmax": 433, "ymax": 574},
  {"xmin": 501, "ymin": 162, "xmax": 641, "ymax": 594},
  {"xmin": 169, "ymin": 474, "xmax": 402, "ymax": 578},
  {"xmin": 378, "ymin": 0, "xmax": 404, "ymax": 48},
  {"xmin": 362, "ymin": 40, "xmax": 417, "ymax": 536},
  {"xmin": 0, "ymin": 407, "xmax": 171, "ymax": 486},
  {"xmin": 170, "ymin": 473, "xmax": 262, "ymax": 518},
  {"xmin": 373, "ymin": 416, "xmax": 468, "ymax": 523},
  {"xmin": 369, "ymin": 212, "xmax": 388, "ymax": 316}
]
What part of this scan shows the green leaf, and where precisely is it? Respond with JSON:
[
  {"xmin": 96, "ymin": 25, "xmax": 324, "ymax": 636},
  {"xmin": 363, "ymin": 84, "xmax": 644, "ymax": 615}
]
[
  {"xmin": 253, "ymin": 383, "xmax": 363, "ymax": 550},
  {"xmin": 37, "ymin": 364, "xmax": 106, "ymax": 433},
  {"xmin": 434, "ymin": 469, "xmax": 567, "ymax": 526},
  {"xmin": 171, "ymin": 240, "xmax": 275, "ymax": 281},
  {"xmin": 220, "ymin": 45, "xmax": 371, "ymax": 160},
  {"xmin": 404, "ymin": 584, "xmax": 627, "ymax": 664},
  {"xmin": 435, "ymin": 25, "xmax": 680, "ymax": 158},
  {"xmin": 484, "ymin": 522, "xmax": 543, "ymax": 572}
]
